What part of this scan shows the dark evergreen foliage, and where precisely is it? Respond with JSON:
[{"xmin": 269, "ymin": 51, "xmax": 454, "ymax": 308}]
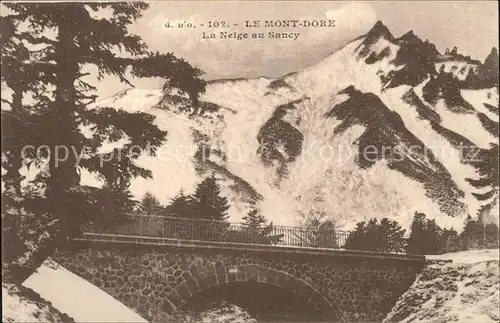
[
  {"xmin": 233, "ymin": 209, "xmax": 284, "ymax": 245},
  {"xmin": 406, "ymin": 212, "xmax": 499, "ymax": 254},
  {"xmin": 299, "ymin": 217, "xmax": 340, "ymax": 248},
  {"xmin": 344, "ymin": 218, "xmax": 406, "ymax": 253},
  {"xmin": 165, "ymin": 190, "xmax": 194, "ymax": 219},
  {"xmin": 138, "ymin": 192, "xmax": 164, "ymax": 215},
  {"xmin": 1, "ymin": 2, "xmax": 206, "ymax": 282},
  {"xmin": 157, "ymin": 176, "xmax": 231, "ymax": 240},
  {"xmin": 458, "ymin": 215, "xmax": 500, "ymax": 250},
  {"xmin": 406, "ymin": 212, "xmax": 443, "ymax": 254},
  {"xmin": 190, "ymin": 175, "xmax": 230, "ymax": 221},
  {"xmin": 242, "ymin": 209, "xmax": 267, "ymax": 229}
]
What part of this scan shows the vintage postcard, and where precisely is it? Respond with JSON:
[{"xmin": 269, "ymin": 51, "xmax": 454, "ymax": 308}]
[{"xmin": 1, "ymin": 1, "xmax": 499, "ymax": 322}]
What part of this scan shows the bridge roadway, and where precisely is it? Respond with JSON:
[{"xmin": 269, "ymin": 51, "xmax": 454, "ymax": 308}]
[{"xmin": 54, "ymin": 232, "xmax": 426, "ymax": 322}]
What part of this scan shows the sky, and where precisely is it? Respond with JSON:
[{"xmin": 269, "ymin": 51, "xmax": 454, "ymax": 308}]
[{"xmin": 90, "ymin": 0, "xmax": 498, "ymax": 99}]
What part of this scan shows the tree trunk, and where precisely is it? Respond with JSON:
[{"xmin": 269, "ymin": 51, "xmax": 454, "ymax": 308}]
[
  {"xmin": 7, "ymin": 11, "xmax": 82, "ymax": 283},
  {"xmin": 48, "ymin": 12, "xmax": 80, "ymax": 201}
]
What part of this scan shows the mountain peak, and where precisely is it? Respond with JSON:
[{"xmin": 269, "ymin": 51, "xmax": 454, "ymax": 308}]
[
  {"xmin": 398, "ymin": 30, "xmax": 422, "ymax": 43},
  {"xmin": 484, "ymin": 47, "xmax": 499, "ymax": 75},
  {"xmin": 362, "ymin": 20, "xmax": 396, "ymax": 45},
  {"xmin": 485, "ymin": 47, "xmax": 498, "ymax": 62},
  {"xmin": 369, "ymin": 21, "xmax": 394, "ymax": 37}
]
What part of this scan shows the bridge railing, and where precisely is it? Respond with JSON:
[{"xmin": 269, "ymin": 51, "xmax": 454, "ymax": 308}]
[{"xmin": 83, "ymin": 213, "xmax": 350, "ymax": 249}]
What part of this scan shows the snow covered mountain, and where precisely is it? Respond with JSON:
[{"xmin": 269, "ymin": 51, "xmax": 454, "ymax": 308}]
[
  {"xmin": 385, "ymin": 249, "xmax": 499, "ymax": 323},
  {"xmin": 91, "ymin": 21, "xmax": 499, "ymax": 231}
]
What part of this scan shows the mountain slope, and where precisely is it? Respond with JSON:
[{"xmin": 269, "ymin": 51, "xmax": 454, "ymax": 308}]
[
  {"xmin": 88, "ymin": 21, "xmax": 498, "ymax": 230},
  {"xmin": 384, "ymin": 249, "xmax": 499, "ymax": 323},
  {"xmin": 2, "ymin": 283, "xmax": 74, "ymax": 323}
]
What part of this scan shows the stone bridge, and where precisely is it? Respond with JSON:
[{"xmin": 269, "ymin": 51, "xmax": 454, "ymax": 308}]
[{"xmin": 54, "ymin": 233, "xmax": 426, "ymax": 322}]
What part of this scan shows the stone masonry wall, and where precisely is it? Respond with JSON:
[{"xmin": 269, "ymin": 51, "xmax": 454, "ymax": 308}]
[{"xmin": 54, "ymin": 244, "xmax": 422, "ymax": 322}]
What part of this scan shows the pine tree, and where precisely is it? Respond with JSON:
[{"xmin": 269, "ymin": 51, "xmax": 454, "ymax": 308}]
[
  {"xmin": 166, "ymin": 190, "xmax": 194, "ymax": 219},
  {"xmin": 1, "ymin": 14, "xmax": 53, "ymax": 241},
  {"xmin": 407, "ymin": 212, "xmax": 444, "ymax": 254},
  {"xmin": 316, "ymin": 220, "xmax": 339, "ymax": 248},
  {"xmin": 188, "ymin": 175, "xmax": 230, "ymax": 241},
  {"xmin": 404, "ymin": 211, "xmax": 498, "ymax": 254},
  {"xmin": 139, "ymin": 192, "xmax": 164, "ymax": 215},
  {"xmin": 300, "ymin": 215, "xmax": 339, "ymax": 248},
  {"xmin": 258, "ymin": 221, "xmax": 283, "ymax": 245},
  {"xmin": 406, "ymin": 212, "xmax": 426, "ymax": 254},
  {"xmin": 483, "ymin": 223, "xmax": 500, "ymax": 248},
  {"xmin": 438, "ymin": 228, "xmax": 459, "ymax": 253},
  {"xmin": 243, "ymin": 209, "xmax": 284, "ymax": 244},
  {"xmin": 1, "ymin": 3, "xmax": 206, "ymax": 282},
  {"xmin": 223, "ymin": 209, "xmax": 283, "ymax": 245},
  {"xmin": 241, "ymin": 209, "xmax": 266, "ymax": 243},
  {"xmin": 2, "ymin": 11, "xmax": 71, "ymax": 280},
  {"xmin": 378, "ymin": 218, "xmax": 407, "ymax": 252},
  {"xmin": 345, "ymin": 218, "xmax": 406, "ymax": 253},
  {"xmin": 344, "ymin": 220, "xmax": 372, "ymax": 251},
  {"xmin": 242, "ymin": 209, "xmax": 267, "ymax": 229},
  {"xmin": 459, "ymin": 215, "xmax": 499, "ymax": 249},
  {"xmin": 424, "ymin": 218, "xmax": 442, "ymax": 253},
  {"xmin": 191, "ymin": 175, "xmax": 230, "ymax": 221}
]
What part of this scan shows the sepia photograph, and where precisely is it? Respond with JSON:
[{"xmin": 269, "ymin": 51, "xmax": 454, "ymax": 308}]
[{"xmin": 1, "ymin": 1, "xmax": 499, "ymax": 322}]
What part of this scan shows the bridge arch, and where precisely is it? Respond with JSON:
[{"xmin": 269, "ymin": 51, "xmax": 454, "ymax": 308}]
[
  {"xmin": 163, "ymin": 264, "xmax": 342, "ymax": 321},
  {"xmin": 53, "ymin": 236, "xmax": 425, "ymax": 322}
]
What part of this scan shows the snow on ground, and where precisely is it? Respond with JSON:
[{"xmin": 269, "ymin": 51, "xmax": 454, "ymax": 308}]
[
  {"xmin": 462, "ymin": 87, "xmax": 499, "ymax": 122},
  {"xmin": 176, "ymin": 301, "xmax": 257, "ymax": 323},
  {"xmin": 434, "ymin": 61, "xmax": 478, "ymax": 81},
  {"xmin": 382, "ymin": 85, "xmax": 489, "ymax": 219},
  {"xmin": 22, "ymin": 260, "xmax": 147, "ymax": 323},
  {"xmin": 427, "ymin": 249, "xmax": 499, "ymax": 264},
  {"xmin": 434, "ymin": 98, "xmax": 497, "ymax": 149},
  {"xmin": 2, "ymin": 283, "xmax": 74, "ymax": 323},
  {"xmin": 384, "ymin": 249, "xmax": 500, "ymax": 323},
  {"xmin": 198, "ymin": 303, "xmax": 256, "ymax": 323}
]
